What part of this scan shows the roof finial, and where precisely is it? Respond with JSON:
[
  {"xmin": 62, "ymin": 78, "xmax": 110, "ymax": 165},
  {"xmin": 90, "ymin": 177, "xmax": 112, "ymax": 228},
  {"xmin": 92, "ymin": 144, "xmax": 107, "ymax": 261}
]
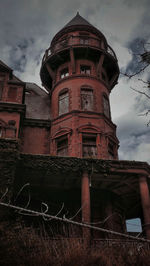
[{"xmin": 77, "ymin": 11, "xmax": 79, "ymax": 15}]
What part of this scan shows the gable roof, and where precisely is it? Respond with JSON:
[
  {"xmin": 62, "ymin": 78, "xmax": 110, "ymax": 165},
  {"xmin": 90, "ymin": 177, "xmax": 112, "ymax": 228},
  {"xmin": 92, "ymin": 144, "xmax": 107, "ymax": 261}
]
[{"xmin": 0, "ymin": 59, "xmax": 12, "ymax": 72}]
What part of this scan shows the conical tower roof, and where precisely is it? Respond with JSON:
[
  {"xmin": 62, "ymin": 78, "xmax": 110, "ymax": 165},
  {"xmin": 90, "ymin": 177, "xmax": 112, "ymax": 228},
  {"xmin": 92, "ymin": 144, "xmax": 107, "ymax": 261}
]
[
  {"xmin": 51, "ymin": 12, "xmax": 107, "ymax": 45},
  {"xmin": 63, "ymin": 12, "xmax": 92, "ymax": 28}
]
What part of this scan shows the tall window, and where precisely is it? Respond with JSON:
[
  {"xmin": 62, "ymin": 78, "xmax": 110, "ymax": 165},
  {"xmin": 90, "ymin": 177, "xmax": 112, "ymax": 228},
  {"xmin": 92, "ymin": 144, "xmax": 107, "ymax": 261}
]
[
  {"xmin": 60, "ymin": 68, "xmax": 69, "ymax": 79},
  {"xmin": 0, "ymin": 128, "xmax": 2, "ymax": 137},
  {"xmin": 0, "ymin": 74, "xmax": 5, "ymax": 100},
  {"xmin": 80, "ymin": 65, "xmax": 91, "ymax": 75},
  {"xmin": 0, "ymin": 82, "xmax": 3, "ymax": 100},
  {"xmin": 82, "ymin": 134, "xmax": 97, "ymax": 158},
  {"xmin": 108, "ymin": 140, "xmax": 115, "ymax": 159},
  {"xmin": 81, "ymin": 88, "xmax": 93, "ymax": 111},
  {"xmin": 59, "ymin": 90, "xmax": 69, "ymax": 115},
  {"xmin": 103, "ymin": 95, "xmax": 110, "ymax": 118},
  {"xmin": 57, "ymin": 136, "xmax": 68, "ymax": 156}
]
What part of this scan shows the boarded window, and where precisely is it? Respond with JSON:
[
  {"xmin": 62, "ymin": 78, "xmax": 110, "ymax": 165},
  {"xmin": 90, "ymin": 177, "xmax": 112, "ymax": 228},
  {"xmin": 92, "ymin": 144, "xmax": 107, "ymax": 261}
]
[
  {"xmin": 108, "ymin": 140, "xmax": 115, "ymax": 159},
  {"xmin": 8, "ymin": 87, "xmax": 17, "ymax": 101},
  {"xmin": 59, "ymin": 90, "xmax": 69, "ymax": 115},
  {"xmin": 81, "ymin": 88, "xmax": 93, "ymax": 111},
  {"xmin": 103, "ymin": 95, "xmax": 110, "ymax": 118},
  {"xmin": 80, "ymin": 65, "xmax": 91, "ymax": 75},
  {"xmin": 60, "ymin": 68, "xmax": 69, "ymax": 79},
  {"xmin": 82, "ymin": 135, "xmax": 97, "ymax": 158},
  {"xmin": 57, "ymin": 136, "xmax": 68, "ymax": 156}
]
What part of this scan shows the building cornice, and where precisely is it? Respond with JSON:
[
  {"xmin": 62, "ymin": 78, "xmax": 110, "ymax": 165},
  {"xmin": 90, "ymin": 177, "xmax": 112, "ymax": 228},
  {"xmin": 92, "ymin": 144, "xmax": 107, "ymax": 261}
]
[
  {"xmin": 23, "ymin": 118, "xmax": 51, "ymax": 128},
  {"xmin": 0, "ymin": 102, "xmax": 26, "ymax": 114}
]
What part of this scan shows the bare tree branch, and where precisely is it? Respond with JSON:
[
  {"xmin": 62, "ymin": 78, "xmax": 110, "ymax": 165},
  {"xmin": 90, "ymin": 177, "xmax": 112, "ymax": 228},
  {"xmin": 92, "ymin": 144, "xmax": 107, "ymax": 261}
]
[{"xmin": 130, "ymin": 86, "xmax": 150, "ymax": 99}]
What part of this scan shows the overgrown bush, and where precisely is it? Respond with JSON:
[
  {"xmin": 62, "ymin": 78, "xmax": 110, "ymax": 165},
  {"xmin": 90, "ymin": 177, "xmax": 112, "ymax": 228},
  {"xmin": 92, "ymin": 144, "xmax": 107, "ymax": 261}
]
[{"xmin": 0, "ymin": 221, "xmax": 150, "ymax": 266}]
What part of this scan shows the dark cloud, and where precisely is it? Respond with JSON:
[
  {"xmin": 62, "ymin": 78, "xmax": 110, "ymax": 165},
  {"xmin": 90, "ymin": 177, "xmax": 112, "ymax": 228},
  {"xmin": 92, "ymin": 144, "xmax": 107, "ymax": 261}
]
[{"xmin": 1, "ymin": 0, "xmax": 150, "ymax": 163}]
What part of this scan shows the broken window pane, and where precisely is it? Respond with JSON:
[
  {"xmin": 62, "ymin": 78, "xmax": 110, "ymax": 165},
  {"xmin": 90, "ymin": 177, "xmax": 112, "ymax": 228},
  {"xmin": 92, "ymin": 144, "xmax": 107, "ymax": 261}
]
[
  {"xmin": 82, "ymin": 135, "xmax": 97, "ymax": 158},
  {"xmin": 57, "ymin": 136, "xmax": 68, "ymax": 156},
  {"xmin": 60, "ymin": 68, "xmax": 69, "ymax": 79},
  {"xmin": 80, "ymin": 65, "xmax": 91, "ymax": 75},
  {"xmin": 59, "ymin": 90, "xmax": 69, "ymax": 115},
  {"xmin": 81, "ymin": 89, "xmax": 93, "ymax": 111},
  {"xmin": 103, "ymin": 95, "xmax": 110, "ymax": 118}
]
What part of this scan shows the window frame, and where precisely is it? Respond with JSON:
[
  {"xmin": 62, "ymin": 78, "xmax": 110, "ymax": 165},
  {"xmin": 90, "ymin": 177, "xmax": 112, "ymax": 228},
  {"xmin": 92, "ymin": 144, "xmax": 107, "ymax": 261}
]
[
  {"xmin": 60, "ymin": 68, "xmax": 69, "ymax": 79},
  {"xmin": 80, "ymin": 65, "xmax": 91, "ymax": 75},
  {"xmin": 108, "ymin": 139, "xmax": 116, "ymax": 159},
  {"xmin": 58, "ymin": 88, "xmax": 69, "ymax": 116},
  {"xmin": 103, "ymin": 94, "xmax": 110, "ymax": 119},
  {"xmin": 82, "ymin": 133, "xmax": 97, "ymax": 158},
  {"xmin": 81, "ymin": 87, "xmax": 93, "ymax": 111},
  {"xmin": 56, "ymin": 135, "xmax": 68, "ymax": 157}
]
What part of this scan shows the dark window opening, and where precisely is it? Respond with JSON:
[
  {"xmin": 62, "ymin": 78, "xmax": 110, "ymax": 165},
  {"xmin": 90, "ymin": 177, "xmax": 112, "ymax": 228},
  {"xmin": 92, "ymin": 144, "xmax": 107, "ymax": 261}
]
[
  {"xmin": 59, "ymin": 90, "xmax": 69, "ymax": 115},
  {"xmin": 0, "ymin": 81, "xmax": 4, "ymax": 100},
  {"xmin": 81, "ymin": 88, "xmax": 93, "ymax": 111},
  {"xmin": 102, "ymin": 72, "xmax": 106, "ymax": 81},
  {"xmin": 108, "ymin": 140, "xmax": 115, "ymax": 159},
  {"xmin": 80, "ymin": 65, "xmax": 91, "ymax": 75},
  {"xmin": 103, "ymin": 95, "xmax": 110, "ymax": 118},
  {"xmin": 0, "ymin": 128, "xmax": 2, "ymax": 137},
  {"xmin": 60, "ymin": 68, "xmax": 69, "ymax": 79},
  {"xmin": 82, "ymin": 135, "xmax": 97, "ymax": 158},
  {"xmin": 57, "ymin": 136, "xmax": 68, "ymax": 156},
  {"xmin": 60, "ymin": 38, "xmax": 68, "ymax": 47},
  {"xmin": 8, "ymin": 87, "xmax": 17, "ymax": 101}
]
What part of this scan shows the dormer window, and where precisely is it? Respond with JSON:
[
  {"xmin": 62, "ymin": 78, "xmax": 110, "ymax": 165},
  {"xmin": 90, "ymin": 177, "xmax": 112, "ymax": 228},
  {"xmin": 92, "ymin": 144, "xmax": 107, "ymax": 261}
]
[
  {"xmin": 60, "ymin": 68, "xmax": 69, "ymax": 79},
  {"xmin": 80, "ymin": 65, "xmax": 91, "ymax": 75}
]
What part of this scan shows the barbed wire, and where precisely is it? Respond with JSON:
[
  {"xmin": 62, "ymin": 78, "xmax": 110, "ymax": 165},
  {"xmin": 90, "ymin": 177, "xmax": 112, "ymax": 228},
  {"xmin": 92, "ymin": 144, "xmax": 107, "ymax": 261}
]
[{"xmin": 0, "ymin": 201, "xmax": 150, "ymax": 243}]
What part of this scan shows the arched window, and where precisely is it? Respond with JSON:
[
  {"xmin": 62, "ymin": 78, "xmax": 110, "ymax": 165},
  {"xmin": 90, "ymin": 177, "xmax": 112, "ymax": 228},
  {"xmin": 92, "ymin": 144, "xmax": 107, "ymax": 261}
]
[
  {"xmin": 81, "ymin": 88, "xmax": 93, "ymax": 111},
  {"xmin": 58, "ymin": 89, "xmax": 69, "ymax": 115},
  {"xmin": 103, "ymin": 95, "xmax": 110, "ymax": 118}
]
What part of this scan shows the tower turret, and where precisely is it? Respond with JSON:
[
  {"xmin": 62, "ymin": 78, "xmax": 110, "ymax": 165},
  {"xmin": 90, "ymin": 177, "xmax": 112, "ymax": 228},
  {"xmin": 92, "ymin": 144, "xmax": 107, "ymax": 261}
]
[{"xmin": 40, "ymin": 13, "xmax": 119, "ymax": 159}]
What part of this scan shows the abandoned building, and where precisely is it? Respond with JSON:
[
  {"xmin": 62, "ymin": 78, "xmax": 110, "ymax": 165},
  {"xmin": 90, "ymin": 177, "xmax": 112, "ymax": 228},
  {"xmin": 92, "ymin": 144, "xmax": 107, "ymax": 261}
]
[{"xmin": 0, "ymin": 13, "xmax": 150, "ymax": 241}]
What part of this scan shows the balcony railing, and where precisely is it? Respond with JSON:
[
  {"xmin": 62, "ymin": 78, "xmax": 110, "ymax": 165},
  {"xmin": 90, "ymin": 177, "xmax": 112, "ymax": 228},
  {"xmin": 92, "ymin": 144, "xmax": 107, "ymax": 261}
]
[{"xmin": 42, "ymin": 35, "xmax": 117, "ymax": 64}]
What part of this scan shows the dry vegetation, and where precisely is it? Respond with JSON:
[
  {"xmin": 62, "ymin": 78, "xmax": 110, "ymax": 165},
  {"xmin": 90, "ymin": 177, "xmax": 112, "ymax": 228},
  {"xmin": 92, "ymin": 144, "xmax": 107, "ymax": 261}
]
[{"xmin": 0, "ymin": 221, "xmax": 150, "ymax": 266}]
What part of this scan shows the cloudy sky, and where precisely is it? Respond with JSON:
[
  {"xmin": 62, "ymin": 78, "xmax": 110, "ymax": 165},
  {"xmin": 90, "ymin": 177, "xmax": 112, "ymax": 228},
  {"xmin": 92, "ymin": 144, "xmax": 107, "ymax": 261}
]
[{"xmin": 0, "ymin": 0, "xmax": 150, "ymax": 163}]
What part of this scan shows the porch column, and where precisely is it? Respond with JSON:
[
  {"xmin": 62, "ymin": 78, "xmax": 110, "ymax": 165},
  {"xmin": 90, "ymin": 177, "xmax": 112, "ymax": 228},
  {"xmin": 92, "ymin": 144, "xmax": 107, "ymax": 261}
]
[
  {"xmin": 139, "ymin": 175, "xmax": 150, "ymax": 239},
  {"xmin": 81, "ymin": 171, "xmax": 91, "ymax": 244}
]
